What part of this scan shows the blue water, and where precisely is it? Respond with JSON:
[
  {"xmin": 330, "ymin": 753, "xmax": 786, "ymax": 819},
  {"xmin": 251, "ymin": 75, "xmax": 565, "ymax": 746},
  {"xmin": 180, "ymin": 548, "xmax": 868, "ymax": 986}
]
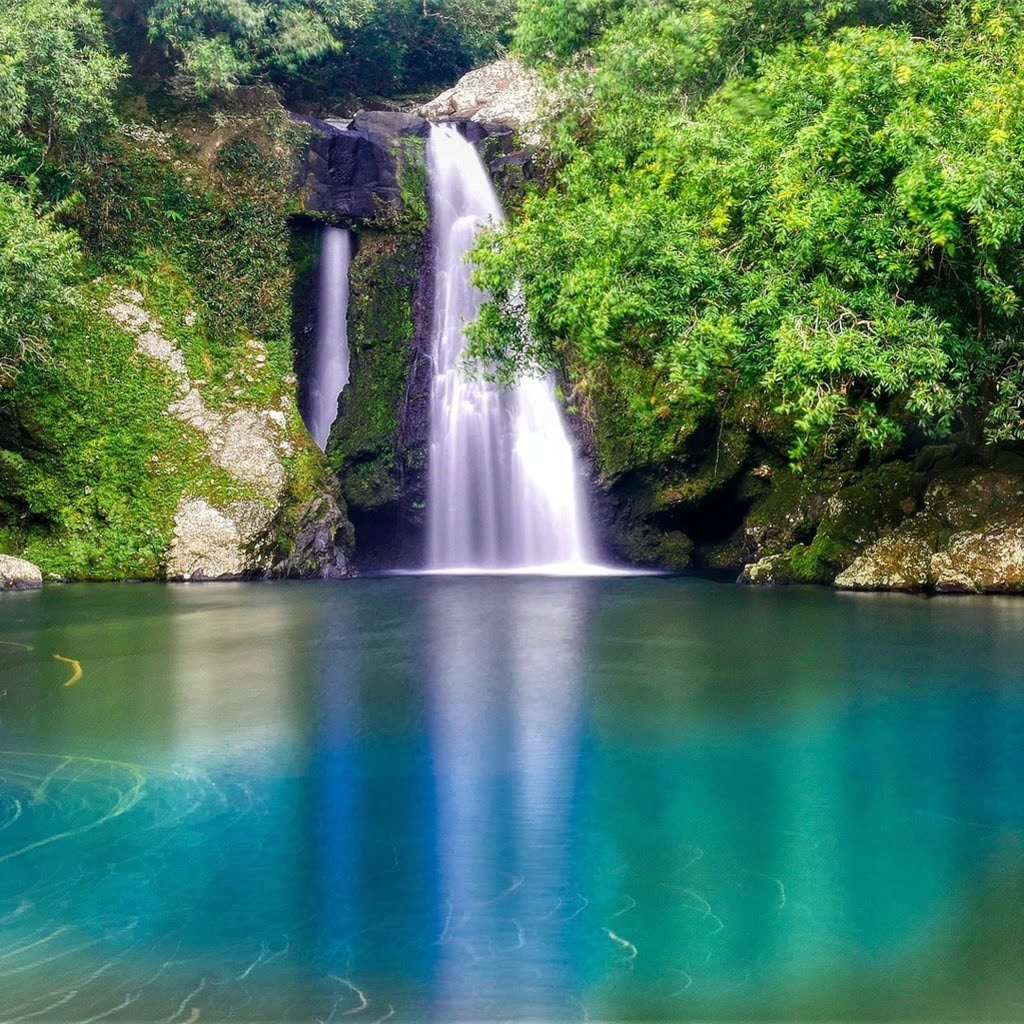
[{"xmin": 0, "ymin": 578, "xmax": 1023, "ymax": 1021}]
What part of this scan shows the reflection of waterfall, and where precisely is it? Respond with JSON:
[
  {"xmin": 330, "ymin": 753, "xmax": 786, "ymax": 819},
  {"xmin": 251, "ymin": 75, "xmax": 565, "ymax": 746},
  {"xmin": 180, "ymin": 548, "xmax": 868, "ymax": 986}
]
[
  {"xmin": 425, "ymin": 125, "xmax": 595, "ymax": 571},
  {"xmin": 305, "ymin": 227, "xmax": 352, "ymax": 450},
  {"xmin": 427, "ymin": 579, "xmax": 586, "ymax": 1019}
]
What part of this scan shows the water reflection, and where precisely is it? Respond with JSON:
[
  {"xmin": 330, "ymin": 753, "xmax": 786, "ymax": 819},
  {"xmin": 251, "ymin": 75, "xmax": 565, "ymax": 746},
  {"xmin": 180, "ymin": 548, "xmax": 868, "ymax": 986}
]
[
  {"xmin": 428, "ymin": 580, "xmax": 587, "ymax": 1020},
  {"xmin": 0, "ymin": 580, "xmax": 1022, "ymax": 1020}
]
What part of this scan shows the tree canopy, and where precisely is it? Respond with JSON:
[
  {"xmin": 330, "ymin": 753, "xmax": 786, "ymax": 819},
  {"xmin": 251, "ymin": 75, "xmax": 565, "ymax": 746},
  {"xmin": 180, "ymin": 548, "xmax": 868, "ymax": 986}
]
[
  {"xmin": 472, "ymin": 0, "xmax": 1024, "ymax": 460},
  {"xmin": 137, "ymin": 0, "xmax": 513, "ymax": 99},
  {"xmin": 0, "ymin": 0, "xmax": 124, "ymax": 152},
  {"xmin": 0, "ymin": 0, "xmax": 121, "ymax": 384}
]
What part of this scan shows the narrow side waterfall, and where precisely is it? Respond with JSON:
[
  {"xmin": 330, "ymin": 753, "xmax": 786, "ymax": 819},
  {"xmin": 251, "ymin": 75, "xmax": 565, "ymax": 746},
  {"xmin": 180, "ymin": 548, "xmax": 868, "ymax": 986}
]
[
  {"xmin": 426, "ymin": 125, "xmax": 596, "ymax": 571},
  {"xmin": 306, "ymin": 227, "xmax": 352, "ymax": 450}
]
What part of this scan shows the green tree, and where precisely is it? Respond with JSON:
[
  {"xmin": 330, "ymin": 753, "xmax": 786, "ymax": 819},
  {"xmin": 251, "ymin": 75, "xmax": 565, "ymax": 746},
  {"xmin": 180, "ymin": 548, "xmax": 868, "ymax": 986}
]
[
  {"xmin": 0, "ymin": 184, "xmax": 81, "ymax": 385},
  {"xmin": 474, "ymin": 0, "xmax": 1024, "ymax": 460},
  {"xmin": 139, "ymin": 0, "xmax": 512, "ymax": 99},
  {"xmin": 141, "ymin": 0, "xmax": 359, "ymax": 98},
  {"xmin": 0, "ymin": 0, "xmax": 124, "ymax": 154}
]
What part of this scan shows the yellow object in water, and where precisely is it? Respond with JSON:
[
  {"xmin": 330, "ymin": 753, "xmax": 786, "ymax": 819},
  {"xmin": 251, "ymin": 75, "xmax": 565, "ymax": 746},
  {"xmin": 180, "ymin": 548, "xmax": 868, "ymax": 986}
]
[{"xmin": 53, "ymin": 654, "xmax": 83, "ymax": 687}]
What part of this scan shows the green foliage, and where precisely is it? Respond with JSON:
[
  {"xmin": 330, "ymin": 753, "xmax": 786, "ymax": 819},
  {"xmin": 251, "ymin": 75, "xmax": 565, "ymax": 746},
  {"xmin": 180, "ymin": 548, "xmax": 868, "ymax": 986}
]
[
  {"xmin": 0, "ymin": 184, "xmax": 81, "ymax": 384},
  {"xmin": 0, "ymin": 0, "xmax": 124, "ymax": 155},
  {"xmin": 0, "ymin": 0, "xmax": 123, "ymax": 382},
  {"xmin": 65, "ymin": 112, "xmax": 305, "ymax": 404},
  {"xmin": 133, "ymin": 0, "xmax": 512, "ymax": 101},
  {"xmin": 0, "ymin": 59, "xmax": 332, "ymax": 575},
  {"xmin": 329, "ymin": 0, "xmax": 513, "ymax": 96},
  {"xmin": 143, "ymin": 0, "xmax": 358, "ymax": 98},
  {"xmin": 0, "ymin": 284, "xmax": 203, "ymax": 579},
  {"xmin": 0, "ymin": 0, "xmax": 353, "ymax": 578},
  {"xmin": 476, "ymin": 0, "xmax": 1024, "ymax": 465}
]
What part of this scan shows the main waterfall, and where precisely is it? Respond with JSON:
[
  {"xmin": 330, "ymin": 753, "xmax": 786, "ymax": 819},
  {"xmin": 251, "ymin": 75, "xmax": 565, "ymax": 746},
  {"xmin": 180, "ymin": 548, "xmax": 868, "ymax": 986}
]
[
  {"xmin": 305, "ymin": 226, "xmax": 352, "ymax": 450},
  {"xmin": 426, "ymin": 125, "xmax": 596, "ymax": 572}
]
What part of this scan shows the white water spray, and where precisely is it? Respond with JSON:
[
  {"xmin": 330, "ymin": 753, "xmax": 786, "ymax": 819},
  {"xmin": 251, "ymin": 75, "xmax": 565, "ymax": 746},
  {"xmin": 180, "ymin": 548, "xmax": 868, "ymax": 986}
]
[
  {"xmin": 306, "ymin": 226, "xmax": 352, "ymax": 450},
  {"xmin": 425, "ymin": 125, "xmax": 597, "ymax": 572}
]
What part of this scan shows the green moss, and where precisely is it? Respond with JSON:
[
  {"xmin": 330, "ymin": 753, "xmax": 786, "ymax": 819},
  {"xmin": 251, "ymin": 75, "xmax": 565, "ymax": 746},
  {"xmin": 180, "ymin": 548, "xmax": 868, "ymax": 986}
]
[
  {"xmin": 397, "ymin": 137, "xmax": 429, "ymax": 230},
  {"xmin": 742, "ymin": 461, "xmax": 928, "ymax": 585},
  {"xmin": 650, "ymin": 424, "xmax": 750, "ymax": 513},
  {"xmin": 584, "ymin": 357, "xmax": 698, "ymax": 482},
  {"xmin": 0, "ymin": 283, "xmax": 261, "ymax": 580},
  {"xmin": 326, "ymin": 228, "xmax": 426, "ymax": 510},
  {"xmin": 66, "ymin": 102, "xmax": 305, "ymax": 406},
  {"xmin": 0, "ymin": 97, "xmax": 345, "ymax": 579},
  {"xmin": 784, "ymin": 537, "xmax": 846, "ymax": 584}
]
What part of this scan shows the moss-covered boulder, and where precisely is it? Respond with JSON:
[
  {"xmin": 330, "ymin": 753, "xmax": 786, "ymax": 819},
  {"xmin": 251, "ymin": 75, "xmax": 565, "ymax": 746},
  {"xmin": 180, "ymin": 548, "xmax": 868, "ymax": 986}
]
[
  {"xmin": 835, "ymin": 459, "xmax": 1024, "ymax": 593},
  {"xmin": 741, "ymin": 461, "xmax": 927, "ymax": 585}
]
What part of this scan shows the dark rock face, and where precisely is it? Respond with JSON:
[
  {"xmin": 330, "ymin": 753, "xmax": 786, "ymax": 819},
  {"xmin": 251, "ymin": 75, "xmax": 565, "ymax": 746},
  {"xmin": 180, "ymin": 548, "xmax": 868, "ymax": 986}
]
[
  {"xmin": 293, "ymin": 112, "xmax": 428, "ymax": 221},
  {"xmin": 291, "ymin": 109, "xmax": 435, "ymax": 569},
  {"xmin": 271, "ymin": 493, "xmax": 354, "ymax": 579},
  {"xmin": 324, "ymin": 229, "xmax": 433, "ymax": 569}
]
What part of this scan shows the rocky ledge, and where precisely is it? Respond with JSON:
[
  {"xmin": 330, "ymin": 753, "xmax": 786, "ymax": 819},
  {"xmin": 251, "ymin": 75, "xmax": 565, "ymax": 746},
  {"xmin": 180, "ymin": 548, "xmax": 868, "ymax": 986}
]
[
  {"xmin": 416, "ymin": 59, "xmax": 547, "ymax": 144},
  {"xmin": 0, "ymin": 555, "xmax": 43, "ymax": 591},
  {"xmin": 835, "ymin": 463, "xmax": 1024, "ymax": 593},
  {"xmin": 739, "ymin": 451, "xmax": 1024, "ymax": 594}
]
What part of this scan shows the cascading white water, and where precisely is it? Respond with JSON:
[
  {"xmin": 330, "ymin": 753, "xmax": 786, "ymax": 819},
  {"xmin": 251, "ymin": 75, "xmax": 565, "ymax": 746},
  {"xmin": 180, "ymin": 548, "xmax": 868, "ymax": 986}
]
[
  {"xmin": 426, "ymin": 124, "xmax": 596, "ymax": 572},
  {"xmin": 306, "ymin": 227, "xmax": 352, "ymax": 450}
]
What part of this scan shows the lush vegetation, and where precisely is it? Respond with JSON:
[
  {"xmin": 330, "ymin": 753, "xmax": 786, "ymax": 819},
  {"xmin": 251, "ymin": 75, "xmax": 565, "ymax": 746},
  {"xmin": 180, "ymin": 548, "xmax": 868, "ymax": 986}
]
[
  {"xmin": 113, "ymin": 0, "xmax": 512, "ymax": 101},
  {"xmin": 5, "ymin": 0, "xmax": 1024, "ymax": 579},
  {"xmin": 0, "ymin": 0, "xmax": 357, "ymax": 577},
  {"xmin": 474, "ymin": 0, "xmax": 1024, "ymax": 468}
]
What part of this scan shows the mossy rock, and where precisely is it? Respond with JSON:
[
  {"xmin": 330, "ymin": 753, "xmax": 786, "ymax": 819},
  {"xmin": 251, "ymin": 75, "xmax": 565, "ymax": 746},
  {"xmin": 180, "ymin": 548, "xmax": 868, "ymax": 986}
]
[
  {"xmin": 649, "ymin": 423, "xmax": 751, "ymax": 514},
  {"xmin": 835, "ymin": 459, "xmax": 1024, "ymax": 593},
  {"xmin": 615, "ymin": 522, "xmax": 693, "ymax": 570},
  {"xmin": 326, "ymin": 228, "xmax": 427, "ymax": 512},
  {"xmin": 741, "ymin": 460, "xmax": 928, "ymax": 586}
]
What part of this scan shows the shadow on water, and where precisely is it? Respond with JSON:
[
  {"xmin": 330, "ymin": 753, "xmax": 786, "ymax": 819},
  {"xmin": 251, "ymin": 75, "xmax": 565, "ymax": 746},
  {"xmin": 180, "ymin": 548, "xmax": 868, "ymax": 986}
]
[{"xmin": 0, "ymin": 578, "xmax": 1022, "ymax": 1020}]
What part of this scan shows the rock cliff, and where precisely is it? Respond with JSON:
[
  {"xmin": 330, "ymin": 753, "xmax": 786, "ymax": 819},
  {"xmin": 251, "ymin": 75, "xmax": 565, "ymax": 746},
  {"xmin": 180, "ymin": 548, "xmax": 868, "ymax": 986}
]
[{"xmin": 0, "ymin": 90, "xmax": 353, "ymax": 582}]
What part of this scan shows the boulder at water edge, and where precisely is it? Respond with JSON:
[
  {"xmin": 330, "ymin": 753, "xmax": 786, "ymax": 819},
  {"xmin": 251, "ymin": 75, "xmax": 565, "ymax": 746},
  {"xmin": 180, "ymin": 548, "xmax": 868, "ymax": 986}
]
[
  {"xmin": 834, "ymin": 463, "xmax": 1024, "ymax": 593},
  {"xmin": 0, "ymin": 555, "xmax": 43, "ymax": 591}
]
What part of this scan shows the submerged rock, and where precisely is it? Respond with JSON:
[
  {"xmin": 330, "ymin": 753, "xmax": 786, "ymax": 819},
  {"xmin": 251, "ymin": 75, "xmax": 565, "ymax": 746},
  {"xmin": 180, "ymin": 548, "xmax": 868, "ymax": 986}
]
[
  {"xmin": 0, "ymin": 555, "xmax": 43, "ymax": 591},
  {"xmin": 615, "ymin": 523, "xmax": 694, "ymax": 570}
]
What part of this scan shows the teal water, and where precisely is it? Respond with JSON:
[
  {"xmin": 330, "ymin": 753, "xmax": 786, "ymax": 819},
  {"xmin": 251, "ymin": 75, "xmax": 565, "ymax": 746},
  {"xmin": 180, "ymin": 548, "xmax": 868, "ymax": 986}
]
[{"xmin": 0, "ymin": 578, "xmax": 1023, "ymax": 1022}]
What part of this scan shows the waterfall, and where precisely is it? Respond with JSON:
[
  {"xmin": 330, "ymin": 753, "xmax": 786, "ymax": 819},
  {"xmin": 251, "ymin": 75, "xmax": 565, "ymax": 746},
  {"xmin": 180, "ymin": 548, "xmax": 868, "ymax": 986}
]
[
  {"xmin": 306, "ymin": 227, "xmax": 352, "ymax": 450},
  {"xmin": 425, "ymin": 124, "xmax": 596, "ymax": 572}
]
